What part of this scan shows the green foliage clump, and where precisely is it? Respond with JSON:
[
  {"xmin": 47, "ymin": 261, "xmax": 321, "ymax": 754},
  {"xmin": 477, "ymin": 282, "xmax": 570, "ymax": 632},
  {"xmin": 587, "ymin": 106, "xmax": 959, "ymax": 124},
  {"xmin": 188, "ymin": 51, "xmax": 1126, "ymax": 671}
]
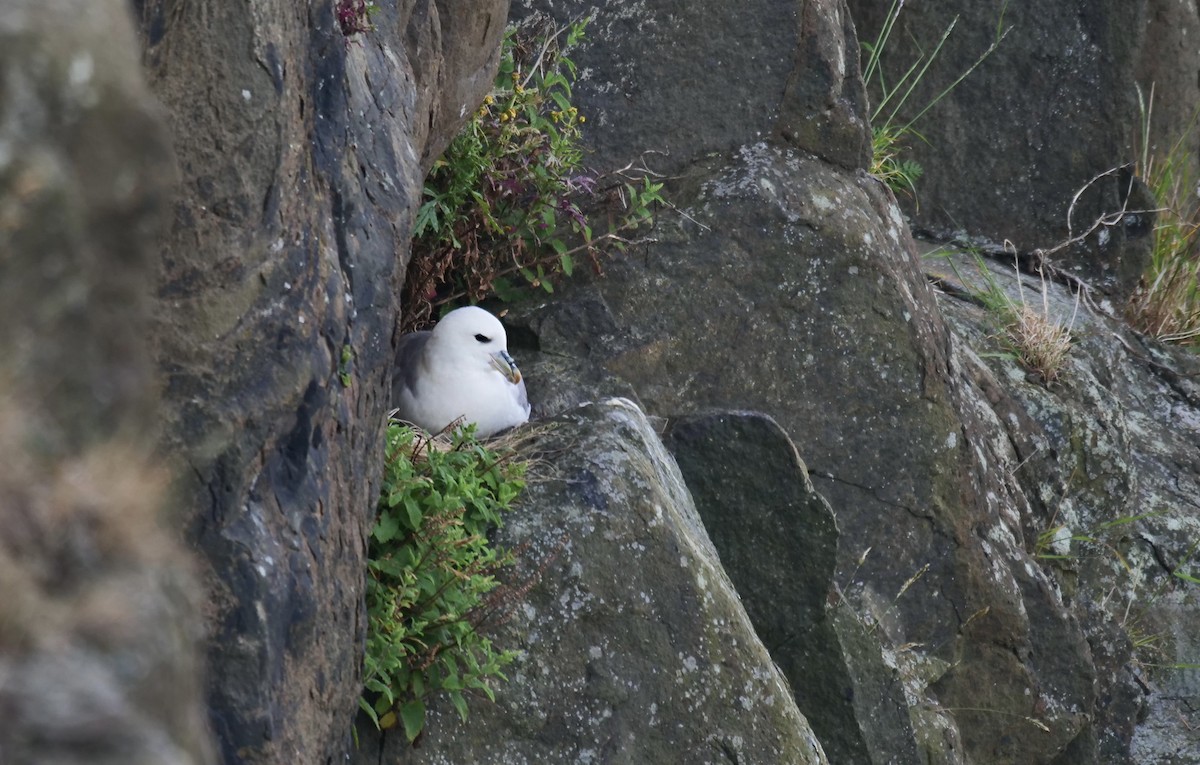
[
  {"xmin": 1127, "ymin": 86, "xmax": 1200, "ymax": 345},
  {"xmin": 361, "ymin": 422, "xmax": 524, "ymax": 743},
  {"xmin": 405, "ymin": 18, "xmax": 663, "ymax": 330},
  {"xmin": 862, "ymin": 0, "xmax": 1009, "ymax": 199}
]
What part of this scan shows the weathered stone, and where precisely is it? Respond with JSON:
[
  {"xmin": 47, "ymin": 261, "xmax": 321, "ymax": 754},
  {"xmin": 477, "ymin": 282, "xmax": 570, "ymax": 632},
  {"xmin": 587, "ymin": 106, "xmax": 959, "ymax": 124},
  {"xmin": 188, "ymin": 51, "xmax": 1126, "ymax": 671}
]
[
  {"xmin": 0, "ymin": 1, "xmax": 212, "ymax": 762},
  {"xmin": 509, "ymin": 134, "xmax": 1104, "ymax": 760},
  {"xmin": 511, "ymin": 0, "xmax": 870, "ymax": 175},
  {"xmin": 0, "ymin": 0, "xmax": 175, "ymax": 450},
  {"xmin": 133, "ymin": 0, "xmax": 508, "ymax": 761},
  {"xmin": 844, "ymin": 0, "xmax": 1182, "ymax": 295},
  {"xmin": 355, "ymin": 399, "xmax": 829, "ymax": 764},
  {"xmin": 495, "ymin": 1, "xmax": 1111, "ymax": 754},
  {"xmin": 0, "ymin": 413, "xmax": 213, "ymax": 765},
  {"xmin": 665, "ymin": 411, "xmax": 923, "ymax": 765},
  {"xmin": 931, "ymin": 250, "xmax": 1200, "ymax": 762},
  {"xmin": 1136, "ymin": 0, "xmax": 1200, "ymax": 178}
]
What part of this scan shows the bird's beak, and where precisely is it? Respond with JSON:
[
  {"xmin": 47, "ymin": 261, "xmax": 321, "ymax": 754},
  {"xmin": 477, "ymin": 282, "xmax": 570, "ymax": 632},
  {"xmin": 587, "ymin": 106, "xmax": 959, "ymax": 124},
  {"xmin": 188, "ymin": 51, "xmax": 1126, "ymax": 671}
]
[{"xmin": 490, "ymin": 349, "xmax": 523, "ymax": 384}]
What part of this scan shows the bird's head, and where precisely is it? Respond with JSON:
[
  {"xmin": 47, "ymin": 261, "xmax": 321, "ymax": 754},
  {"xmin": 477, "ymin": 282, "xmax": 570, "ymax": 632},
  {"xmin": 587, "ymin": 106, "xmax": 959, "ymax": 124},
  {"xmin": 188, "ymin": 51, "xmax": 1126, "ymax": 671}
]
[{"xmin": 431, "ymin": 306, "xmax": 523, "ymax": 384}]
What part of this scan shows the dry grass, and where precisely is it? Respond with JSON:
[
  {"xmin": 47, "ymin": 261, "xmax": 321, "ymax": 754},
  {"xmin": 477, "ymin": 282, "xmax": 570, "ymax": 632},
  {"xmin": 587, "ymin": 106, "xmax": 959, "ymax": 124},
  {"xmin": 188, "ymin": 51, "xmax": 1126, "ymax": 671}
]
[
  {"xmin": 1004, "ymin": 302, "xmax": 1075, "ymax": 383},
  {"xmin": 1128, "ymin": 256, "xmax": 1200, "ymax": 344},
  {"xmin": 1127, "ymin": 85, "xmax": 1200, "ymax": 345}
]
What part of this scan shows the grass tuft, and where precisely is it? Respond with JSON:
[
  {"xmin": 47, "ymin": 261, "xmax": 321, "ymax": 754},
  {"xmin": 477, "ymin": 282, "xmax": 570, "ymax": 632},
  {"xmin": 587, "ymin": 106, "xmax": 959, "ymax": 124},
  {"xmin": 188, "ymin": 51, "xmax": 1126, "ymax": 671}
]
[
  {"xmin": 862, "ymin": 0, "xmax": 1009, "ymax": 200},
  {"xmin": 935, "ymin": 246, "xmax": 1078, "ymax": 383},
  {"xmin": 1003, "ymin": 301, "xmax": 1074, "ymax": 383},
  {"xmin": 1127, "ymin": 84, "xmax": 1200, "ymax": 345}
]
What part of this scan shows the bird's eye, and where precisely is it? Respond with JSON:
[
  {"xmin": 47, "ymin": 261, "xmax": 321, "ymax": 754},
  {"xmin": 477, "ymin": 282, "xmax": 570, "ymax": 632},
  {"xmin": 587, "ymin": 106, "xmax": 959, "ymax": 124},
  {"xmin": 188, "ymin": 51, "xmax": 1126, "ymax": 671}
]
[{"xmin": 474, "ymin": 333, "xmax": 490, "ymax": 343}]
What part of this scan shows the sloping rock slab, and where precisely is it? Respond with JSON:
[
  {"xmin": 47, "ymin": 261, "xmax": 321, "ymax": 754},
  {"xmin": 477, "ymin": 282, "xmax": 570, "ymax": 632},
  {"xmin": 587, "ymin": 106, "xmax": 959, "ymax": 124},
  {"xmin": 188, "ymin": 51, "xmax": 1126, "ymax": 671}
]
[
  {"xmin": 357, "ymin": 398, "xmax": 828, "ymax": 765},
  {"xmin": 666, "ymin": 411, "xmax": 922, "ymax": 765},
  {"xmin": 929, "ymin": 249, "xmax": 1200, "ymax": 763}
]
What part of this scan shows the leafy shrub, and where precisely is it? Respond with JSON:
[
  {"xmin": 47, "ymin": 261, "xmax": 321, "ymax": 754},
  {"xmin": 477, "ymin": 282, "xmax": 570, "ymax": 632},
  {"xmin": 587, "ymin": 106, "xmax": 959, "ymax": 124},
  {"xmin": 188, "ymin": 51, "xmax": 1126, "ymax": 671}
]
[
  {"xmin": 360, "ymin": 422, "xmax": 524, "ymax": 742},
  {"xmin": 404, "ymin": 18, "xmax": 663, "ymax": 331}
]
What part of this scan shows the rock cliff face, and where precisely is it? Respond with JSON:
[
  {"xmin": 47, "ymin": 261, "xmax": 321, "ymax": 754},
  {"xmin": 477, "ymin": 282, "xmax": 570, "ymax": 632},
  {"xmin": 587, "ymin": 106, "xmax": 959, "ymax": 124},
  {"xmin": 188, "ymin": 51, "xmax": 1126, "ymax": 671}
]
[
  {"xmin": 844, "ymin": 0, "xmax": 1200, "ymax": 295},
  {"xmin": 10, "ymin": 0, "xmax": 1197, "ymax": 762},
  {"xmin": 133, "ymin": 0, "xmax": 507, "ymax": 762},
  {"xmin": 502, "ymin": 0, "xmax": 1198, "ymax": 762},
  {"xmin": 930, "ymin": 251, "xmax": 1200, "ymax": 763}
]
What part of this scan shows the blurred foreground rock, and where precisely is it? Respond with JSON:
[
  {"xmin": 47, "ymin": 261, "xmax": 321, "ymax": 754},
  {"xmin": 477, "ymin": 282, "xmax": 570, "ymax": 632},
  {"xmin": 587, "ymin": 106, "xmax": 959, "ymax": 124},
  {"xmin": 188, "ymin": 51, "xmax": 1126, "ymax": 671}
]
[{"xmin": 0, "ymin": 1, "xmax": 213, "ymax": 763}]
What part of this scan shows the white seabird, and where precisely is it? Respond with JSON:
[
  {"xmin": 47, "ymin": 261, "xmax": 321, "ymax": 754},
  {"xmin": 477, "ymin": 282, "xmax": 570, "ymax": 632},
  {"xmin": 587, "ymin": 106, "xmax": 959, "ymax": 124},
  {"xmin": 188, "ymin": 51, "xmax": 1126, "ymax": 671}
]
[{"xmin": 392, "ymin": 306, "xmax": 530, "ymax": 437}]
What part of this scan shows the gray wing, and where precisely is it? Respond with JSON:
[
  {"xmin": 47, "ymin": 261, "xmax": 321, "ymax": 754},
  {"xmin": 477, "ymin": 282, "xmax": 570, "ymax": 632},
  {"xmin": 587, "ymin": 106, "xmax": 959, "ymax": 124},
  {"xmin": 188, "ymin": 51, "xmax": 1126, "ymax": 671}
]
[
  {"xmin": 391, "ymin": 330, "xmax": 432, "ymax": 406},
  {"xmin": 515, "ymin": 376, "xmax": 530, "ymax": 415}
]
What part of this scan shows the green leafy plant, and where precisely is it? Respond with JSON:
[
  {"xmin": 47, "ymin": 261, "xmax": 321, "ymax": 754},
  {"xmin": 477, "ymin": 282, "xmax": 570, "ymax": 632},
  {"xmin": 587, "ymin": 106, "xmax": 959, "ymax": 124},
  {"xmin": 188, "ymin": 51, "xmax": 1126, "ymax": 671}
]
[
  {"xmin": 1127, "ymin": 85, "xmax": 1200, "ymax": 345},
  {"xmin": 360, "ymin": 422, "xmax": 525, "ymax": 742},
  {"xmin": 404, "ymin": 17, "xmax": 664, "ymax": 331},
  {"xmin": 862, "ymin": 1, "xmax": 1009, "ymax": 199}
]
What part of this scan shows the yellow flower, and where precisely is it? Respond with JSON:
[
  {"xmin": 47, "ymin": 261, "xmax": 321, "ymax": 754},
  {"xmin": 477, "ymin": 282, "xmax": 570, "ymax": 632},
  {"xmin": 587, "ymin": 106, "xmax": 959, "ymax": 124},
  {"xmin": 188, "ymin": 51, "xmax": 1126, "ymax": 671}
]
[{"xmin": 579, "ymin": 115, "xmax": 586, "ymax": 123}]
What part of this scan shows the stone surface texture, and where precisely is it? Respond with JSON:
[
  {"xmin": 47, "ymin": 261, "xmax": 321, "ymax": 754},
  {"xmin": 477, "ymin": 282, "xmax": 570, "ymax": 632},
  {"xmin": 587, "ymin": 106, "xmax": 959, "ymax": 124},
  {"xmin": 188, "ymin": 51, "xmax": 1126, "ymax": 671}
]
[
  {"xmin": 665, "ymin": 411, "xmax": 922, "ymax": 765},
  {"xmin": 133, "ymin": 0, "xmax": 508, "ymax": 762},
  {"xmin": 929, "ymin": 251, "xmax": 1200, "ymax": 764},
  {"xmin": 498, "ymin": 0, "xmax": 1200, "ymax": 761},
  {"xmin": 356, "ymin": 400, "xmax": 829, "ymax": 765},
  {"xmin": 0, "ymin": 1, "xmax": 214, "ymax": 763},
  {"xmin": 844, "ymin": 0, "xmax": 1200, "ymax": 295}
]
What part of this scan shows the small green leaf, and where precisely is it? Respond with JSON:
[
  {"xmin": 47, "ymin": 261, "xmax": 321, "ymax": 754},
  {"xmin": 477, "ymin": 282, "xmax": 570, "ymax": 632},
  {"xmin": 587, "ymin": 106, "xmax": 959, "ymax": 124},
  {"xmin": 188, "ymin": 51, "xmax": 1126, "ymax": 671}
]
[
  {"xmin": 1174, "ymin": 569, "xmax": 1200, "ymax": 585},
  {"xmin": 373, "ymin": 512, "xmax": 400, "ymax": 543},
  {"xmin": 404, "ymin": 497, "xmax": 423, "ymax": 529},
  {"xmin": 449, "ymin": 691, "xmax": 470, "ymax": 722},
  {"xmin": 401, "ymin": 700, "xmax": 426, "ymax": 742},
  {"xmin": 359, "ymin": 696, "xmax": 381, "ymax": 728},
  {"xmin": 560, "ymin": 251, "xmax": 574, "ymax": 276},
  {"xmin": 490, "ymin": 276, "xmax": 519, "ymax": 302}
]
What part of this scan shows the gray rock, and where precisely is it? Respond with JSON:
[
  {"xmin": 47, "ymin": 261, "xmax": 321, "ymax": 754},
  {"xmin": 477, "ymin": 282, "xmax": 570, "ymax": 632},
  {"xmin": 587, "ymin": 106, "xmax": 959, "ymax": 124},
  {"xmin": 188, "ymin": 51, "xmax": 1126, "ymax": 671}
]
[
  {"xmin": 843, "ymin": 0, "xmax": 1192, "ymax": 295},
  {"xmin": 496, "ymin": 0, "xmax": 1108, "ymax": 753},
  {"xmin": 511, "ymin": 0, "xmax": 871, "ymax": 175},
  {"xmin": 931, "ymin": 249, "xmax": 1200, "ymax": 763},
  {"xmin": 0, "ymin": 0, "xmax": 213, "ymax": 762},
  {"xmin": 356, "ymin": 399, "xmax": 829, "ymax": 764},
  {"xmin": 665, "ymin": 411, "xmax": 923, "ymax": 765},
  {"xmin": 134, "ymin": 0, "xmax": 510, "ymax": 761}
]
